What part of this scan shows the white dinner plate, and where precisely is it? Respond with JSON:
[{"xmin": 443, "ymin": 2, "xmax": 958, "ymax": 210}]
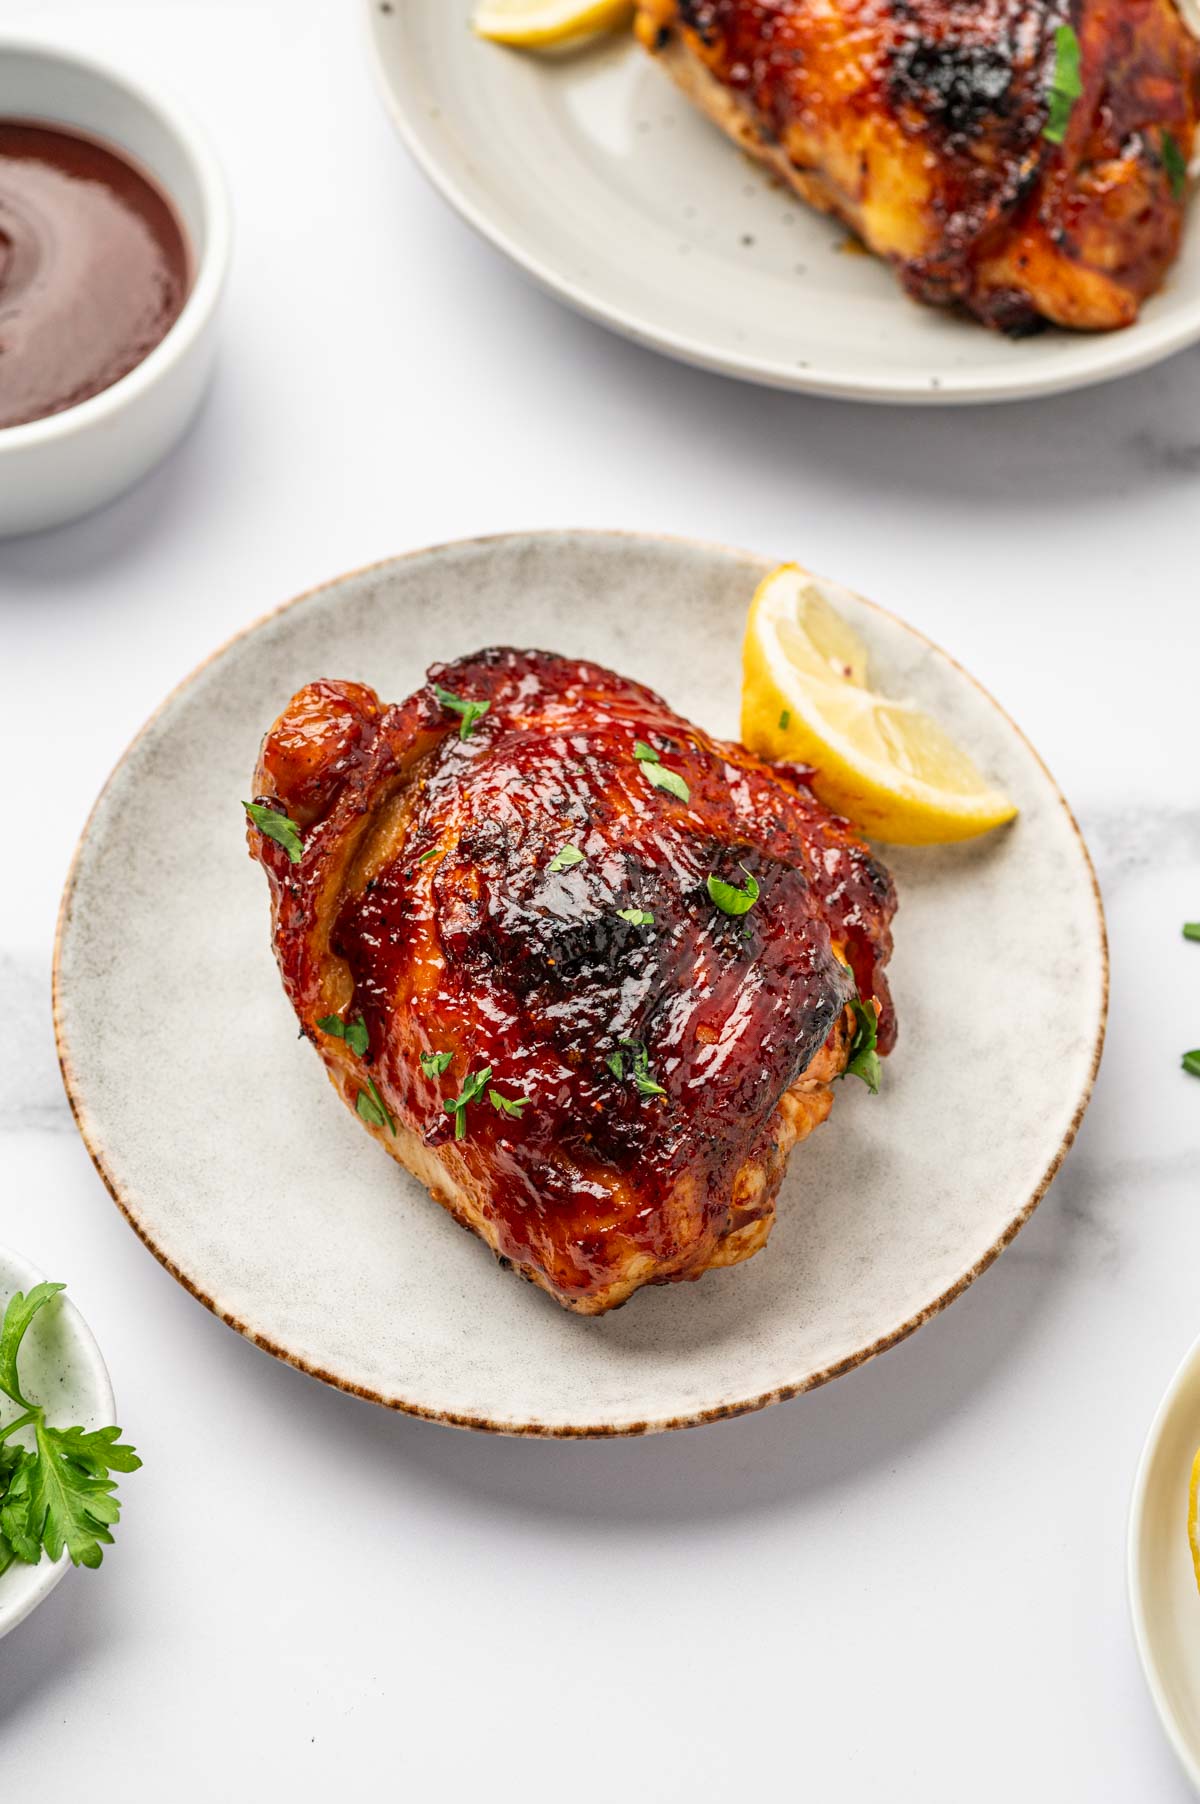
[
  {"xmin": 55, "ymin": 530, "xmax": 1107, "ymax": 1435},
  {"xmin": 366, "ymin": 4, "xmax": 1200, "ymax": 405},
  {"xmin": 1129, "ymin": 1329, "xmax": 1200, "ymax": 1792}
]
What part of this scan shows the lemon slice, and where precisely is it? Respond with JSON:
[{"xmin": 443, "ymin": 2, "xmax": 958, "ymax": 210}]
[
  {"xmin": 472, "ymin": 0, "xmax": 632, "ymax": 46},
  {"xmin": 741, "ymin": 563, "xmax": 1018, "ymax": 845},
  {"xmin": 1189, "ymin": 1447, "xmax": 1200, "ymax": 1597}
]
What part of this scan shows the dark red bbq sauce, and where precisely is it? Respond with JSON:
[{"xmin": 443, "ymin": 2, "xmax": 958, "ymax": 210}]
[{"xmin": 0, "ymin": 120, "xmax": 190, "ymax": 429}]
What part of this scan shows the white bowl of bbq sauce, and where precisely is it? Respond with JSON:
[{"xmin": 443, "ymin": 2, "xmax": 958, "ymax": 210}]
[{"xmin": 0, "ymin": 38, "xmax": 230, "ymax": 536}]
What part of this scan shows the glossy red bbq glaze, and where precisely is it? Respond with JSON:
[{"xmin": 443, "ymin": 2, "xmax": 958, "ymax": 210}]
[
  {"xmin": 249, "ymin": 650, "xmax": 896, "ymax": 1305},
  {"xmin": 652, "ymin": 0, "xmax": 1199, "ymax": 332},
  {"xmin": 0, "ymin": 120, "xmax": 190, "ymax": 429}
]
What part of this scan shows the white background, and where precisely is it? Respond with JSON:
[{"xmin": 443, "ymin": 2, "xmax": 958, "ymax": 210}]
[{"xmin": 3, "ymin": 1, "xmax": 1200, "ymax": 1796}]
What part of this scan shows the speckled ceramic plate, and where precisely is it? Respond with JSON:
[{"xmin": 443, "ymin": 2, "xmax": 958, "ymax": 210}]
[
  {"xmin": 1129, "ymin": 1328, "xmax": 1200, "ymax": 1792},
  {"xmin": 0, "ymin": 1247, "xmax": 116, "ymax": 1638},
  {"xmin": 54, "ymin": 531, "xmax": 1107, "ymax": 1435},
  {"xmin": 366, "ymin": 3, "xmax": 1200, "ymax": 404}
]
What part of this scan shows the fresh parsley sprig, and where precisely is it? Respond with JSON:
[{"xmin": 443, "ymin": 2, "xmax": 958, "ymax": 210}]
[
  {"xmin": 1043, "ymin": 23, "xmax": 1082, "ymax": 146},
  {"xmin": 433, "ymin": 684, "xmax": 490, "ymax": 741},
  {"xmin": 633, "ymin": 740, "xmax": 690, "ymax": 804},
  {"xmin": 0, "ymin": 1284, "xmax": 140, "ymax": 1574},
  {"xmin": 489, "ymin": 1090, "xmax": 531, "ymax": 1118},
  {"xmin": 444, "ymin": 1066, "xmax": 493, "ymax": 1140},
  {"xmin": 1185, "ymin": 921, "xmax": 1200, "ymax": 1079},
  {"xmin": 357, "ymin": 1076, "xmax": 396, "ymax": 1133},
  {"xmin": 844, "ymin": 998, "xmax": 882, "ymax": 1094},
  {"xmin": 707, "ymin": 867, "xmax": 760, "ymax": 917},
  {"xmin": 549, "ymin": 844, "xmax": 585, "ymax": 873},
  {"xmin": 1163, "ymin": 129, "xmax": 1189, "ymax": 203},
  {"xmin": 606, "ymin": 1038, "xmax": 667, "ymax": 1099},
  {"xmin": 243, "ymin": 800, "xmax": 303, "ymax": 864},
  {"xmin": 317, "ymin": 1013, "xmax": 369, "ymax": 1057},
  {"xmin": 419, "ymin": 1049, "xmax": 454, "ymax": 1079}
]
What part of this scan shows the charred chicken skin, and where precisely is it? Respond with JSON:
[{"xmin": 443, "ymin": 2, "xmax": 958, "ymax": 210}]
[
  {"xmin": 635, "ymin": 0, "xmax": 1200, "ymax": 333},
  {"xmin": 247, "ymin": 650, "xmax": 896, "ymax": 1316}
]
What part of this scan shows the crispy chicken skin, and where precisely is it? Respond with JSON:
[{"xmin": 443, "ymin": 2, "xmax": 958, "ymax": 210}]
[
  {"xmin": 636, "ymin": 0, "xmax": 1200, "ymax": 333},
  {"xmin": 247, "ymin": 650, "xmax": 896, "ymax": 1315}
]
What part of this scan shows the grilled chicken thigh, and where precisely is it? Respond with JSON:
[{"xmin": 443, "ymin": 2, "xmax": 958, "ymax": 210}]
[
  {"xmin": 636, "ymin": 0, "xmax": 1200, "ymax": 332},
  {"xmin": 247, "ymin": 650, "xmax": 896, "ymax": 1315}
]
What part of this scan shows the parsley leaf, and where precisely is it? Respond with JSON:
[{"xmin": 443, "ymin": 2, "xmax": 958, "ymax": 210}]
[
  {"xmin": 1185, "ymin": 1051, "xmax": 1200, "ymax": 1079},
  {"xmin": 0, "ymin": 1282, "xmax": 65, "ymax": 1406},
  {"xmin": 609, "ymin": 1038, "xmax": 667, "ymax": 1099},
  {"xmin": 707, "ymin": 867, "xmax": 760, "ymax": 917},
  {"xmin": 549, "ymin": 844, "xmax": 585, "ymax": 873},
  {"xmin": 844, "ymin": 997, "xmax": 882, "ymax": 1094},
  {"xmin": 1184, "ymin": 922, "xmax": 1200, "ymax": 943},
  {"xmin": 243, "ymin": 801, "xmax": 303, "ymax": 864},
  {"xmin": 1163, "ymin": 130, "xmax": 1189, "ymax": 202},
  {"xmin": 420, "ymin": 1049, "xmax": 454, "ymax": 1078},
  {"xmin": 633, "ymin": 741, "xmax": 661, "ymax": 764},
  {"xmin": 356, "ymin": 1076, "xmax": 396, "ymax": 1133},
  {"xmin": 779, "ymin": 710, "xmax": 790, "ymax": 731},
  {"xmin": 616, "ymin": 908, "xmax": 655, "ymax": 925},
  {"xmin": 0, "ymin": 1284, "xmax": 140, "ymax": 1570},
  {"xmin": 433, "ymin": 683, "xmax": 490, "ymax": 741},
  {"xmin": 1043, "ymin": 23, "xmax": 1082, "ymax": 145},
  {"xmin": 417, "ymin": 848, "xmax": 441, "ymax": 865},
  {"xmin": 444, "ymin": 1066, "xmax": 492, "ymax": 1140},
  {"xmin": 642, "ymin": 762, "xmax": 690, "ymax": 804},
  {"xmin": 316, "ymin": 1013, "xmax": 369, "ymax": 1057},
  {"xmin": 489, "ymin": 1090, "xmax": 531, "ymax": 1118}
]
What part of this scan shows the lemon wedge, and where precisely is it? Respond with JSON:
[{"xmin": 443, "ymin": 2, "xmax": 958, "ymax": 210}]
[
  {"xmin": 741, "ymin": 563, "xmax": 1018, "ymax": 845},
  {"xmin": 472, "ymin": 0, "xmax": 633, "ymax": 46},
  {"xmin": 1189, "ymin": 1447, "xmax": 1200, "ymax": 1598}
]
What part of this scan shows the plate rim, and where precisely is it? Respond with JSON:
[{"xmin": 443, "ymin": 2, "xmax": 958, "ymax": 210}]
[
  {"xmin": 53, "ymin": 527, "xmax": 1110, "ymax": 1437},
  {"xmin": 364, "ymin": 2, "xmax": 1200, "ymax": 406},
  {"xmin": 1128, "ymin": 1326, "xmax": 1200, "ymax": 1793}
]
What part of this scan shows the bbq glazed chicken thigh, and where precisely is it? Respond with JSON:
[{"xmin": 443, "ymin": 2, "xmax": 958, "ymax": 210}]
[
  {"xmin": 247, "ymin": 650, "xmax": 896, "ymax": 1315},
  {"xmin": 635, "ymin": 0, "xmax": 1200, "ymax": 333}
]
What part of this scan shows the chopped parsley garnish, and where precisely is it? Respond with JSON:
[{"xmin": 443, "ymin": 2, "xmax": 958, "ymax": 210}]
[
  {"xmin": 419, "ymin": 1049, "xmax": 454, "ymax": 1078},
  {"xmin": 616, "ymin": 908, "xmax": 655, "ymax": 925},
  {"xmin": 0, "ymin": 1282, "xmax": 140, "ymax": 1573},
  {"xmin": 607, "ymin": 1038, "xmax": 667, "ymax": 1099},
  {"xmin": 1185, "ymin": 1051, "xmax": 1200, "ymax": 1079},
  {"xmin": 432, "ymin": 683, "xmax": 491, "ymax": 741},
  {"xmin": 633, "ymin": 741, "xmax": 660, "ymax": 763},
  {"xmin": 243, "ymin": 800, "xmax": 303, "ymax": 864},
  {"xmin": 444, "ymin": 1066, "xmax": 492, "ymax": 1140},
  {"xmin": 707, "ymin": 867, "xmax": 760, "ymax": 917},
  {"xmin": 317, "ymin": 1013, "xmax": 369, "ymax": 1057},
  {"xmin": 489, "ymin": 1090, "xmax": 531, "ymax": 1118},
  {"xmin": 844, "ymin": 998, "xmax": 882, "ymax": 1094},
  {"xmin": 779, "ymin": 710, "xmax": 790, "ymax": 731},
  {"xmin": 549, "ymin": 844, "xmax": 585, "ymax": 873},
  {"xmin": 417, "ymin": 848, "xmax": 441, "ymax": 865},
  {"xmin": 1163, "ymin": 130, "xmax": 1189, "ymax": 202},
  {"xmin": 1184, "ymin": 922, "xmax": 1200, "ymax": 943},
  {"xmin": 641, "ymin": 762, "xmax": 690, "ymax": 803},
  {"xmin": 357, "ymin": 1077, "xmax": 396, "ymax": 1133},
  {"xmin": 1043, "ymin": 23, "xmax": 1082, "ymax": 146}
]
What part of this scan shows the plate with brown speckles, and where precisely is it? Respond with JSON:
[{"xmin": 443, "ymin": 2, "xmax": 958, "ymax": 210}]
[
  {"xmin": 54, "ymin": 530, "xmax": 1107, "ymax": 1435},
  {"xmin": 366, "ymin": 1, "xmax": 1200, "ymax": 404}
]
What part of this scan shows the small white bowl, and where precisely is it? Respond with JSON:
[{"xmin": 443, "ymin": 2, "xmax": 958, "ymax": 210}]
[
  {"xmin": 1129, "ymin": 1329, "xmax": 1200, "ymax": 1792},
  {"xmin": 0, "ymin": 38, "xmax": 231, "ymax": 536},
  {"xmin": 0, "ymin": 1245, "xmax": 117, "ymax": 1641}
]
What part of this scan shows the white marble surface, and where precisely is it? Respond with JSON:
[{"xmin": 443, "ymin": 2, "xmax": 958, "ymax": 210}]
[{"xmin": 2, "ymin": 0, "xmax": 1199, "ymax": 1795}]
